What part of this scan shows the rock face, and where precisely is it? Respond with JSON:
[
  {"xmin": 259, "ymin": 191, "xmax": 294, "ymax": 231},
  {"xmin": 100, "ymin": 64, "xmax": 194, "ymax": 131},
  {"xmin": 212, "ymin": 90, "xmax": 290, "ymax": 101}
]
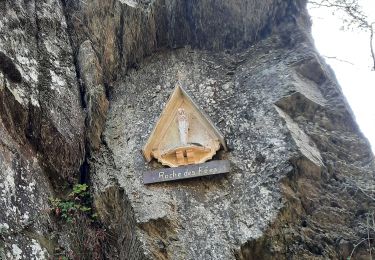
[
  {"xmin": 77, "ymin": 40, "xmax": 109, "ymax": 152},
  {"xmin": 0, "ymin": 0, "xmax": 85, "ymax": 183},
  {"xmin": 63, "ymin": 0, "xmax": 304, "ymax": 82},
  {"xmin": 1, "ymin": 0, "xmax": 374, "ymax": 259},
  {"xmin": 0, "ymin": 0, "xmax": 84, "ymax": 258},
  {"xmin": 91, "ymin": 42, "xmax": 375, "ymax": 259}
]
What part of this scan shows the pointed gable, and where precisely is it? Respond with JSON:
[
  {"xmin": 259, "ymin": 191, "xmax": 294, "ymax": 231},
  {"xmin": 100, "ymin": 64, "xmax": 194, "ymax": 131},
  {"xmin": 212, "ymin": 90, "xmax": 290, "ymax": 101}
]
[{"xmin": 143, "ymin": 85, "xmax": 227, "ymax": 167}]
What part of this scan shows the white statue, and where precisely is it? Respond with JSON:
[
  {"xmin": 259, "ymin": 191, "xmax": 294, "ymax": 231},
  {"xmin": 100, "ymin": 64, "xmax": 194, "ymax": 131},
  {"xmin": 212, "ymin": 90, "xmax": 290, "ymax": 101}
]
[{"xmin": 177, "ymin": 107, "xmax": 189, "ymax": 145}]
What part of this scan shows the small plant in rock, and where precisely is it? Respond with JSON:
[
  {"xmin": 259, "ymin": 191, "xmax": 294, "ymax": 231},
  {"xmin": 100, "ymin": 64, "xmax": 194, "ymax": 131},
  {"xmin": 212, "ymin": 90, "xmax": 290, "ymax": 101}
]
[
  {"xmin": 49, "ymin": 184, "xmax": 93, "ymax": 223},
  {"xmin": 49, "ymin": 184, "xmax": 109, "ymax": 259},
  {"xmin": 71, "ymin": 183, "xmax": 89, "ymax": 198}
]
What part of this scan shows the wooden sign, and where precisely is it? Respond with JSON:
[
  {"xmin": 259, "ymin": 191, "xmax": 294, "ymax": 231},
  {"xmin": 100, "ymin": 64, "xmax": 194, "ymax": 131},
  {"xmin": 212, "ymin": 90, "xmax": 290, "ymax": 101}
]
[
  {"xmin": 142, "ymin": 85, "xmax": 227, "ymax": 167},
  {"xmin": 143, "ymin": 160, "xmax": 230, "ymax": 184}
]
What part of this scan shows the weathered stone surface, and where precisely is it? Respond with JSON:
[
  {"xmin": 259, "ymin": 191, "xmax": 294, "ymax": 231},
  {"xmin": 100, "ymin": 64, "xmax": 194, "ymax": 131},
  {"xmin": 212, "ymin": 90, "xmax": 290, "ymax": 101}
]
[
  {"xmin": 0, "ymin": 118, "xmax": 53, "ymax": 259},
  {"xmin": 0, "ymin": 0, "xmax": 84, "ymax": 258},
  {"xmin": 63, "ymin": 0, "xmax": 307, "ymax": 82},
  {"xmin": 94, "ymin": 185, "xmax": 146, "ymax": 259},
  {"xmin": 90, "ymin": 16, "xmax": 375, "ymax": 260},
  {"xmin": 0, "ymin": 0, "xmax": 85, "ymax": 182},
  {"xmin": 77, "ymin": 40, "xmax": 109, "ymax": 152},
  {"xmin": 1, "ymin": 0, "xmax": 374, "ymax": 259}
]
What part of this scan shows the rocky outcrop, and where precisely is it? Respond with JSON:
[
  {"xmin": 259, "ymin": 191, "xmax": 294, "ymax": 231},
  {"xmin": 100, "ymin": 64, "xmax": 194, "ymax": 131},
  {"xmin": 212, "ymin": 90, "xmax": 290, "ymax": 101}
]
[
  {"xmin": 62, "ymin": 0, "xmax": 307, "ymax": 82},
  {"xmin": 0, "ymin": 0, "xmax": 85, "ymax": 183},
  {"xmin": 1, "ymin": 0, "xmax": 374, "ymax": 259},
  {"xmin": 0, "ymin": 0, "xmax": 84, "ymax": 258},
  {"xmin": 89, "ymin": 31, "xmax": 374, "ymax": 258}
]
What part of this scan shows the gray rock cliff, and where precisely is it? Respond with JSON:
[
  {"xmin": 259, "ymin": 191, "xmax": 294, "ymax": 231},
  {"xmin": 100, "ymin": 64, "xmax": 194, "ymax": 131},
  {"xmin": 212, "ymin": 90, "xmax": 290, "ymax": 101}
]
[{"xmin": 0, "ymin": 0, "xmax": 374, "ymax": 259}]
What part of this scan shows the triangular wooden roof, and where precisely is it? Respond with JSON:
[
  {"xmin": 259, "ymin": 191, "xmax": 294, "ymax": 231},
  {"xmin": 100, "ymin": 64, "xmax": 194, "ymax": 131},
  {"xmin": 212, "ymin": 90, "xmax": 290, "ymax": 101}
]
[{"xmin": 143, "ymin": 85, "xmax": 227, "ymax": 165}]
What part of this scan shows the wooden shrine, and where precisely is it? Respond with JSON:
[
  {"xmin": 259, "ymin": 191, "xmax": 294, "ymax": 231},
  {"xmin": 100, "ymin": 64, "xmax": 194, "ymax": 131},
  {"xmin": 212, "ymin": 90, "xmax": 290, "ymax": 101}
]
[{"xmin": 142, "ymin": 85, "xmax": 227, "ymax": 167}]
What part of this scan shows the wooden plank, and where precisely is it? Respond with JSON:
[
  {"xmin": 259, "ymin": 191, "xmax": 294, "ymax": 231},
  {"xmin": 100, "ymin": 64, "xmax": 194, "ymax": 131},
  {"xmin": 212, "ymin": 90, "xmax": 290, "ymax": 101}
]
[{"xmin": 143, "ymin": 160, "xmax": 230, "ymax": 184}]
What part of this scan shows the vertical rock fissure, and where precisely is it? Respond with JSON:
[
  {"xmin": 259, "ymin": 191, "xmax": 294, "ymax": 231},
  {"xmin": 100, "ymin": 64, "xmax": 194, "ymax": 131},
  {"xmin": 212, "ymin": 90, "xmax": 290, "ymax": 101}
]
[
  {"xmin": 60, "ymin": 0, "xmax": 91, "ymax": 185},
  {"xmin": 60, "ymin": 0, "xmax": 86, "ymax": 110},
  {"xmin": 117, "ymin": 5, "xmax": 125, "ymax": 73}
]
